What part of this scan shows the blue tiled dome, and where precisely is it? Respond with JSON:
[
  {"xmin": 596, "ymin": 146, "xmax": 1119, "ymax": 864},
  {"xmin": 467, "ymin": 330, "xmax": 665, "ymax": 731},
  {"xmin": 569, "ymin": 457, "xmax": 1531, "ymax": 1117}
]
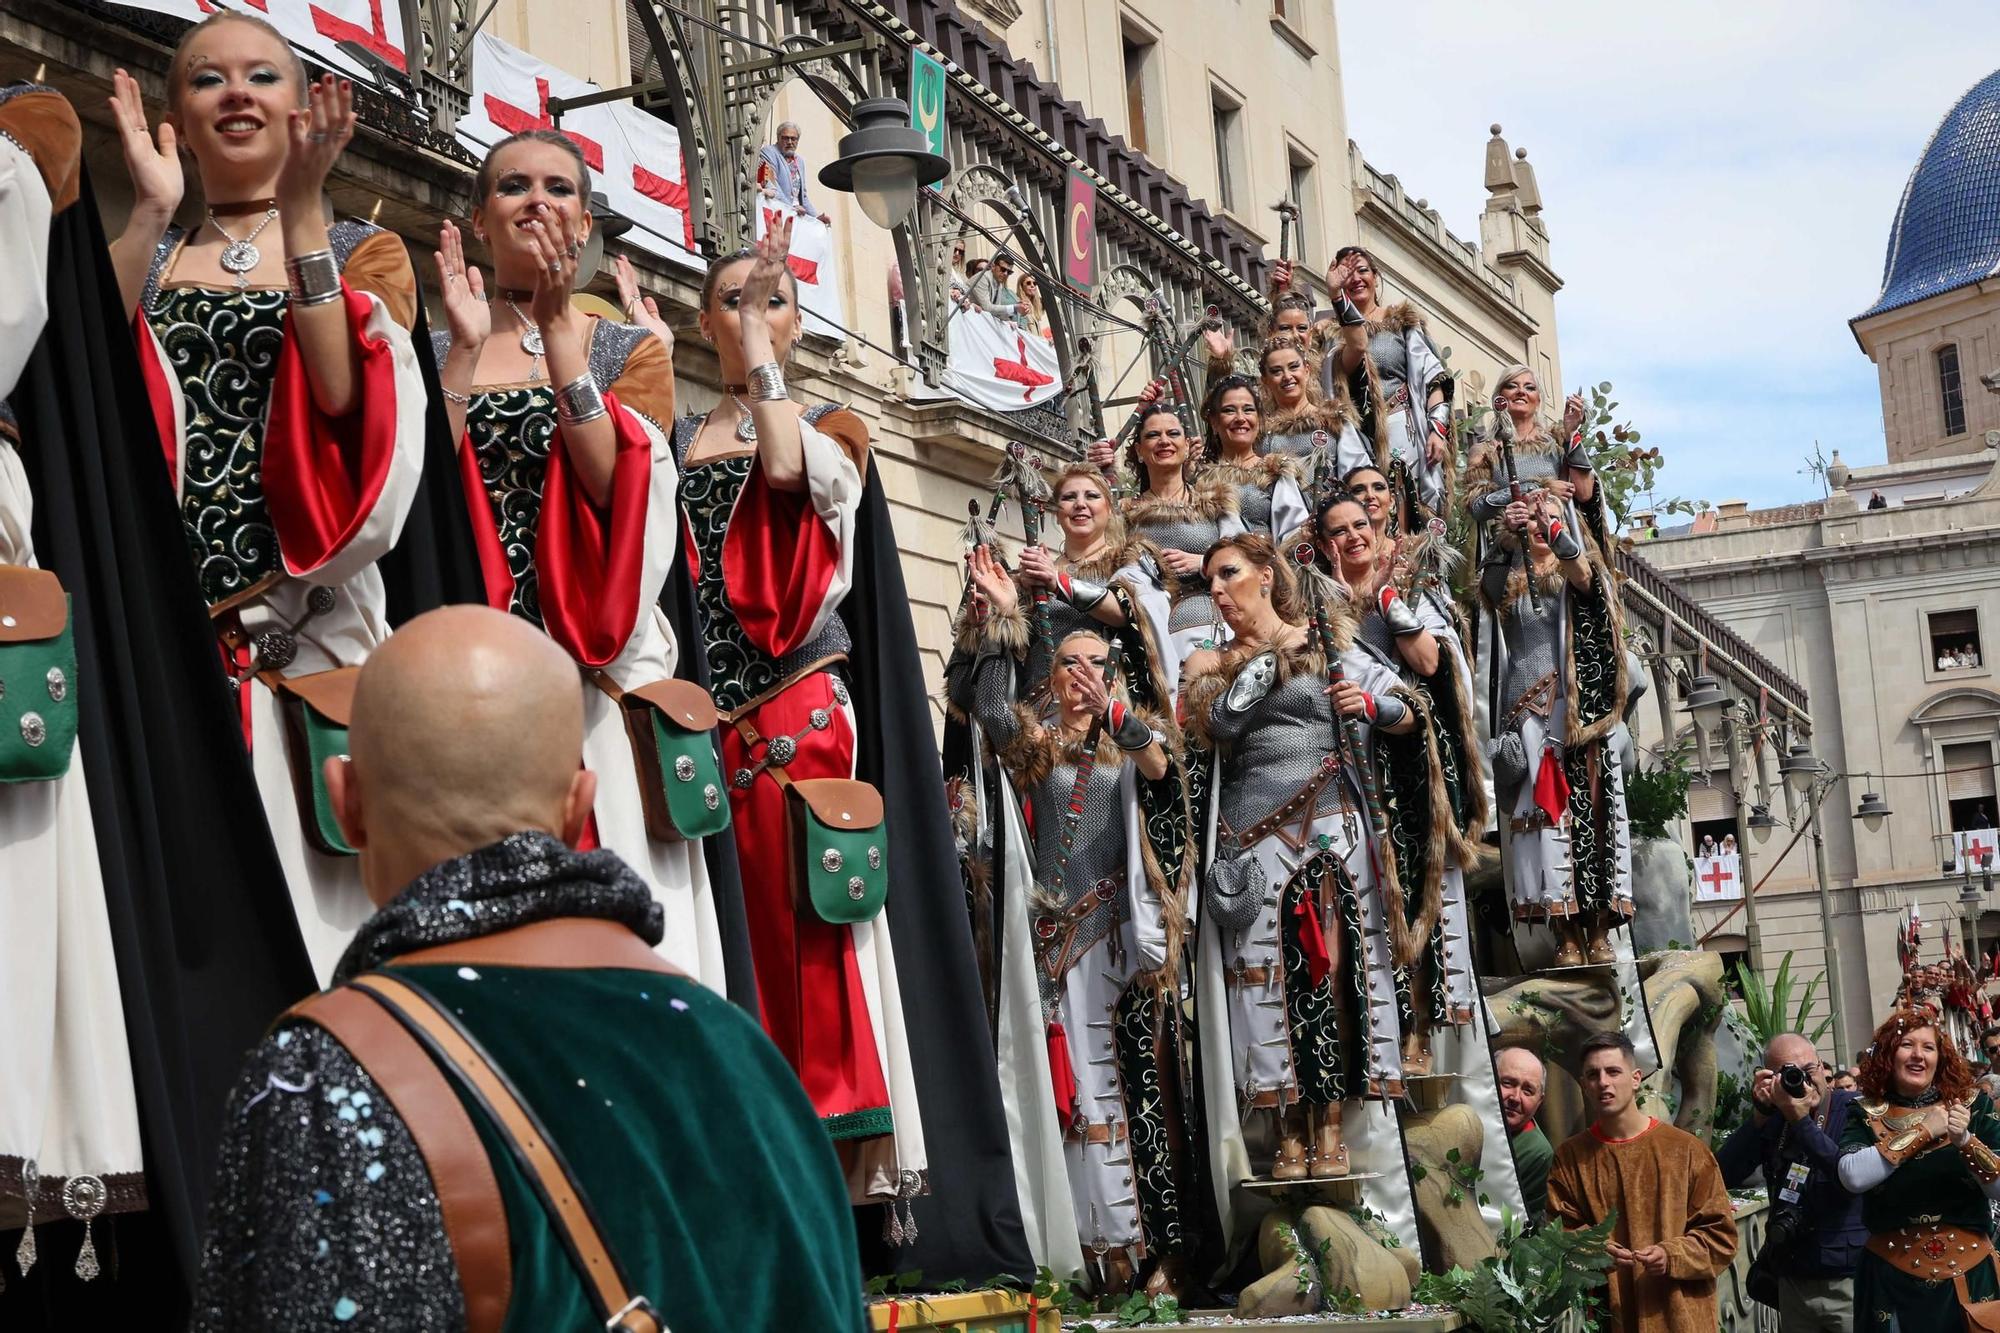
[{"xmin": 1857, "ymin": 68, "xmax": 2000, "ymax": 321}]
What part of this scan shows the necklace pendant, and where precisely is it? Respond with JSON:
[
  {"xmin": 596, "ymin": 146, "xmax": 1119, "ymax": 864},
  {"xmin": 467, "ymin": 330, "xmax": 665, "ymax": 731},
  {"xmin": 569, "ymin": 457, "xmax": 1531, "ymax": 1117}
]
[
  {"xmin": 519, "ymin": 325, "xmax": 545, "ymax": 357},
  {"xmin": 735, "ymin": 413, "xmax": 759, "ymax": 443},
  {"xmin": 219, "ymin": 239, "xmax": 261, "ymax": 277}
]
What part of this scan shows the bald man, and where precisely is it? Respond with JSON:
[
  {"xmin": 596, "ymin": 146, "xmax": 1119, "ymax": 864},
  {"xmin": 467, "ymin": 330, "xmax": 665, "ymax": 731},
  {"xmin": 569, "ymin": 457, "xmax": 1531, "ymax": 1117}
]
[
  {"xmin": 1497, "ymin": 1047, "xmax": 1553, "ymax": 1224},
  {"xmin": 192, "ymin": 607, "xmax": 866, "ymax": 1332}
]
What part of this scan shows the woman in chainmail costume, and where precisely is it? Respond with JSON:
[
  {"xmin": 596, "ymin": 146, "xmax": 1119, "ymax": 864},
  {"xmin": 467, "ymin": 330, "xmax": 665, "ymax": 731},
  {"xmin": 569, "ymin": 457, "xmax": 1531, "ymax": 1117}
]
[
  {"xmin": 1199, "ymin": 373, "xmax": 1309, "ymax": 549},
  {"xmin": 1118, "ymin": 402, "xmax": 1244, "ymax": 667},
  {"xmin": 953, "ymin": 546, "xmax": 1196, "ymax": 1298},
  {"xmin": 1481, "ymin": 490, "xmax": 1632, "ymax": 966},
  {"xmin": 1184, "ymin": 535, "xmax": 1434, "ymax": 1251},
  {"xmin": 1254, "ymin": 335, "xmax": 1371, "ymax": 505}
]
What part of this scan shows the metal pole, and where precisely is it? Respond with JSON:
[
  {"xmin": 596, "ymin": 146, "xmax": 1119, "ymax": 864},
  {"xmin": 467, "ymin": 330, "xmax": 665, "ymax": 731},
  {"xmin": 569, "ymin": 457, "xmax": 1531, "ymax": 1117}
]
[
  {"xmin": 1725, "ymin": 715, "xmax": 1763, "ymax": 972},
  {"xmin": 1809, "ymin": 787, "xmax": 1848, "ymax": 1062}
]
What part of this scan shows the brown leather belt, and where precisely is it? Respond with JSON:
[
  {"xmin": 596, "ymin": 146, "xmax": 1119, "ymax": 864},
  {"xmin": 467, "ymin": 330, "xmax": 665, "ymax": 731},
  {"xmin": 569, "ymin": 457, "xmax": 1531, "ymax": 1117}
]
[
  {"xmin": 1224, "ymin": 965, "xmax": 1276, "ymax": 988},
  {"xmin": 1866, "ymin": 1222, "xmax": 1994, "ymax": 1282},
  {"xmin": 1501, "ymin": 671, "xmax": 1558, "ymax": 732},
  {"xmin": 1217, "ymin": 754, "xmax": 1345, "ymax": 850},
  {"xmin": 1510, "ymin": 812, "xmax": 1556, "ymax": 834},
  {"xmin": 1067, "ymin": 1120, "xmax": 1130, "ymax": 1147}
]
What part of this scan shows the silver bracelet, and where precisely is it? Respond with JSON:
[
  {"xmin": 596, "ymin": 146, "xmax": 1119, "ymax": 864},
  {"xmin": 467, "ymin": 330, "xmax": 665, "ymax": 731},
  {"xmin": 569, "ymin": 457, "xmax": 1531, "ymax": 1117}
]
[
  {"xmin": 746, "ymin": 362, "xmax": 787, "ymax": 403},
  {"xmin": 555, "ymin": 373, "xmax": 606, "ymax": 426},
  {"xmin": 439, "ymin": 385, "xmax": 470, "ymax": 406},
  {"xmin": 285, "ymin": 249, "xmax": 342, "ymax": 307}
]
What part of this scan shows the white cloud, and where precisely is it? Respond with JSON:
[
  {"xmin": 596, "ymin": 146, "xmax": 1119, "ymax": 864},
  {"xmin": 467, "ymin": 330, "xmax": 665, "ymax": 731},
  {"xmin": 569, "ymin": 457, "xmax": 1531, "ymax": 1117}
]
[{"xmin": 1336, "ymin": 1, "xmax": 2000, "ymax": 508}]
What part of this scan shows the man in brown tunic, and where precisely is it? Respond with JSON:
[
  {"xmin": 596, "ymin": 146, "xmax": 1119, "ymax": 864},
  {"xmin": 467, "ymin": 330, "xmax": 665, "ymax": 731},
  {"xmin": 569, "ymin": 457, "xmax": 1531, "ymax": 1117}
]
[{"xmin": 1548, "ymin": 1032, "xmax": 1739, "ymax": 1332}]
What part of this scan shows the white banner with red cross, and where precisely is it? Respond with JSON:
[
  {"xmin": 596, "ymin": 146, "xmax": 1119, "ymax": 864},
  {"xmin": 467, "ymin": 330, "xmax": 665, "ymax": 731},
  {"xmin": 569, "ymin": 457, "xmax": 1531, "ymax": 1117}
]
[
  {"xmin": 108, "ymin": 0, "xmax": 411, "ymax": 86},
  {"xmin": 939, "ymin": 306, "xmax": 1062, "ymax": 413},
  {"xmin": 1693, "ymin": 852, "xmax": 1742, "ymax": 903},
  {"xmin": 1957, "ymin": 829, "xmax": 2000, "ymax": 870},
  {"xmin": 750, "ymin": 199, "xmax": 845, "ymax": 340},
  {"xmin": 457, "ymin": 33, "xmax": 702, "ymax": 273}
]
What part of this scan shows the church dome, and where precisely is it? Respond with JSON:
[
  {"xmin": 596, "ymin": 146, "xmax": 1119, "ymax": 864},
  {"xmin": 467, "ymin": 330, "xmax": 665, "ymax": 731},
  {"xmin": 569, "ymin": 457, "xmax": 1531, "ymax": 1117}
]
[{"xmin": 1857, "ymin": 67, "xmax": 2000, "ymax": 321}]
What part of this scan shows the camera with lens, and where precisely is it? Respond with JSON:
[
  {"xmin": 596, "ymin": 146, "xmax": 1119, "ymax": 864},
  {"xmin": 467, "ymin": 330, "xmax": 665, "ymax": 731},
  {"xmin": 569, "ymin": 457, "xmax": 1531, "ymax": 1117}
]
[{"xmin": 1779, "ymin": 1063, "xmax": 1809, "ymax": 1099}]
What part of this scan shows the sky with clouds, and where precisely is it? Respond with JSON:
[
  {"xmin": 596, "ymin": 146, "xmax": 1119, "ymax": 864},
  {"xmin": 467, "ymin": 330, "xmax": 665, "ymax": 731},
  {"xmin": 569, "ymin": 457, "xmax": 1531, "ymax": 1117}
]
[{"xmin": 1335, "ymin": 1, "xmax": 1999, "ymax": 512}]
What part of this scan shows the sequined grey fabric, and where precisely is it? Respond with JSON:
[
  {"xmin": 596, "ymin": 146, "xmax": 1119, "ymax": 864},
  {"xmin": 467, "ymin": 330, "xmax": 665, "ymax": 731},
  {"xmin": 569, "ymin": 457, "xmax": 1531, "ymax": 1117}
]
[
  {"xmin": 430, "ymin": 320, "xmax": 654, "ymax": 399},
  {"xmin": 1467, "ymin": 441, "xmax": 1571, "ymax": 524},
  {"xmin": 192, "ymin": 1023, "xmax": 458, "ymax": 1332},
  {"xmin": 1493, "ymin": 580, "xmax": 1564, "ymax": 725},
  {"xmin": 334, "ymin": 830, "xmax": 662, "ymax": 982},
  {"xmin": 1367, "ymin": 325, "xmax": 1409, "ymax": 386},
  {"xmin": 194, "ymin": 834, "xmax": 666, "ymax": 1330},
  {"xmin": 1259, "ymin": 428, "xmax": 1326, "ymax": 464},
  {"xmin": 1206, "ymin": 656, "xmax": 1350, "ymax": 835}
]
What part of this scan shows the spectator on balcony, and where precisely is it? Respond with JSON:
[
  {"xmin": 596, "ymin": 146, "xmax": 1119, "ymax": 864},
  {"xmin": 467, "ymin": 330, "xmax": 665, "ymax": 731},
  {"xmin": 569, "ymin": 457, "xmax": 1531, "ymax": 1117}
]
[
  {"xmin": 1016, "ymin": 271, "xmax": 1050, "ymax": 340},
  {"xmin": 1867, "ymin": 490, "xmax": 1887, "ymax": 509},
  {"xmin": 967, "ymin": 250, "xmax": 1021, "ymax": 325},
  {"xmin": 756, "ymin": 121, "xmax": 830, "ymax": 224}
]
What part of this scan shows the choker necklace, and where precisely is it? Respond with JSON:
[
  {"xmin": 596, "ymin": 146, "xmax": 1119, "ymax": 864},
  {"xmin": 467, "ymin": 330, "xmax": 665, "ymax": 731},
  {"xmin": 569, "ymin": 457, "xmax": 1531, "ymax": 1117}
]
[
  {"xmin": 723, "ymin": 383, "xmax": 750, "ymax": 395},
  {"xmin": 1888, "ymin": 1087, "xmax": 1943, "ymax": 1108},
  {"xmin": 209, "ymin": 204, "xmax": 279, "ymax": 289},
  {"xmin": 208, "ymin": 196, "xmax": 279, "ymax": 215}
]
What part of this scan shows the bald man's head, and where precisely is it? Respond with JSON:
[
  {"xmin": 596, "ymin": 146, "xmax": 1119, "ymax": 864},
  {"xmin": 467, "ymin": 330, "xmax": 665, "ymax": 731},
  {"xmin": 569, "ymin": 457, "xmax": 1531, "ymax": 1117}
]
[
  {"xmin": 1496, "ymin": 1047, "xmax": 1546, "ymax": 1135},
  {"xmin": 328, "ymin": 606, "xmax": 596, "ymax": 905}
]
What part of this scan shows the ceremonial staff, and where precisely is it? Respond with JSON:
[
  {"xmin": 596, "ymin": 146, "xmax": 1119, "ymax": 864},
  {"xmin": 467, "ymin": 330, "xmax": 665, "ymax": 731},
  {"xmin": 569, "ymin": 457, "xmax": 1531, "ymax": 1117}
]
[
  {"xmin": 1051, "ymin": 640, "xmax": 1125, "ymax": 884},
  {"xmin": 1493, "ymin": 406, "xmax": 1542, "ymax": 615},
  {"xmin": 1305, "ymin": 571, "xmax": 1389, "ymax": 853},
  {"xmin": 1001, "ymin": 441, "xmax": 1054, "ymax": 650}
]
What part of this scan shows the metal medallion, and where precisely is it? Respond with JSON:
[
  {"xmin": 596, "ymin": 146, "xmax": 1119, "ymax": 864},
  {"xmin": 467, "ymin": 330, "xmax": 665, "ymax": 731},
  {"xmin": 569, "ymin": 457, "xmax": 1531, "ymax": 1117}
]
[
  {"xmin": 731, "ymin": 768, "xmax": 755, "ymax": 790},
  {"xmin": 832, "ymin": 678, "xmax": 850, "ymax": 706},
  {"xmin": 674, "ymin": 755, "xmax": 696, "ymax": 782},
  {"xmin": 45, "ymin": 666, "xmax": 65, "ymax": 703},
  {"xmin": 20, "ymin": 712, "xmax": 45, "ymax": 747},
  {"xmin": 822, "ymin": 849, "xmax": 844, "ymax": 873},
  {"xmin": 519, "ymin": 324, "xmax": 545, "ymax": 357},
  {"xmin": 766, "ymin": 734, "xmax": 797, "ymax": 766},
  {"xmin": 219, "ymin": 239, "xmax": 261, "ymax": 276},
  {"xmin": 61, "ymin": 1175, "xmax": 105, "ymax": 1282},
  {"xmin": 868, "ymin": 846, "xmax": 882, "ymax": 870},
  {"xmin": 808, "ymin": 708, "xmax": 831, "ymax": 731},
  {"xmin": 703, "ymin": 784, "xmax": 721, "ymax": 810},
  {"xmin": 307, "ymin": 586, "xmax": 338, "ymax": 616},
  {"xmin": 847, "ymin": 876, "xmax": 867, "ymax": 900},
  {"xmin": 254, "ymin": 628, "xmax": 298, "ymax": 671}
]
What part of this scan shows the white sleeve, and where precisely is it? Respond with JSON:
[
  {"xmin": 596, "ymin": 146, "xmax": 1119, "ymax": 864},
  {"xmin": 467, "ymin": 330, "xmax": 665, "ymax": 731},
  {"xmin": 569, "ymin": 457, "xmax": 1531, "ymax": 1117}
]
[
  {"xmin": 0, "ymin": 134, "xmax": 53, "ymax": 399},
  {"xmin": 1836, "ymin": 1146, "xmax": 1892, "ymax": 1193}
]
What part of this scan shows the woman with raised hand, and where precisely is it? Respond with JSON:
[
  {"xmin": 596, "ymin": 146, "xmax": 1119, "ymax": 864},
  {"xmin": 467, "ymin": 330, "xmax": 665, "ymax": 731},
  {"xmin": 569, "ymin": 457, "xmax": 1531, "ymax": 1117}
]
[
  {"xmin": 427, "ymin": 130, "xmax": 736, "ymax": 992},
  {"xmin": 1464, "ymin": 364, "xmax": 1595, "ymax": 576},
  {"xmin": 1183, "ymin": 535, "xmax": 1430, "ymax": 1247},
  {"xmin": 1004, "ymin": 461, "xmax": 1174, "ymax": 706},
  {"xmin": 953, "ymin": 548, "xmax": 1195, "ymax": 1298},
  {"xmin": 1482, "ymin": 489, "xmax": 1632, "ymax": 966},
  {"xmin": 1323, "ymin": 246, "xmax": 1454, "ymax": 523},
  {"xmin": 1200, "ymin": 372, "xmax": 1308, "ymax": 546},
  {"xmin": 107, "ymin": 13, "xmax": 425, "ymax": 980}
]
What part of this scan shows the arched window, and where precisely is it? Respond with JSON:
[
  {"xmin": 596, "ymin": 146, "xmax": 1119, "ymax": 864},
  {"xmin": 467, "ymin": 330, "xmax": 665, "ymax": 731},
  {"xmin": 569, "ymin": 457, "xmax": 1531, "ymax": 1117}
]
[{"xmin": 1939, "ymin": 343, "xmax": 1967, "ymax": 437}]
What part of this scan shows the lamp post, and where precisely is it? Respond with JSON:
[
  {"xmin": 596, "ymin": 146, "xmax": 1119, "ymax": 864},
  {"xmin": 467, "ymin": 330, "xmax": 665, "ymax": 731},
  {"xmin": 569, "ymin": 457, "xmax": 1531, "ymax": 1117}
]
[{"xmin": 1688, "ymin": 676, "xmax": 1761, "ymax": 969}]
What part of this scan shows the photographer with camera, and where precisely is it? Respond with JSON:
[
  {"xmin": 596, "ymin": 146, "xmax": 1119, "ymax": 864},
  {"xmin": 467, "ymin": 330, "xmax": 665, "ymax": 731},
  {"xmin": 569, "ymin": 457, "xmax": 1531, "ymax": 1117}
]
[{"xmin": 1716, "ymin": 1033, "xmax": 1864, "ymax": 1330}]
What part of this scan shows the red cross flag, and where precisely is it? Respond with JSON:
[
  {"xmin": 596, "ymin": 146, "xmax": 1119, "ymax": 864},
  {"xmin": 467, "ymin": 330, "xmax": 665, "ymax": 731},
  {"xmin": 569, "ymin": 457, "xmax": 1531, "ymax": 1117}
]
[
  {"xmin": 1958, "ymin": 830, "xmax": 1997, "ymax": 867},
  {"xmin": 109, "ymin": 0, "xmax": 411, "ymax": 85},
  {"xmin": 941, "ymin": 306, "xmax": 1062, "ymax": 414},
  {"xmin": 753, "ymin": 199, "xmax": 846, "ymax": 339},
  {"xmin": 1693, "ymin": 852, "xmax": 1742, "ymax": 903}
]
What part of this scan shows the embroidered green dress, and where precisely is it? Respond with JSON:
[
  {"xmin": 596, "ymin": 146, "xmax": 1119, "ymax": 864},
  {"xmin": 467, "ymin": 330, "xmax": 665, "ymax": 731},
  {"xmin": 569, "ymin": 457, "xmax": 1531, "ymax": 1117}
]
[{"xmin": 1841, "ymin": 1092, "xmax": 2000, "ymax": 1328}]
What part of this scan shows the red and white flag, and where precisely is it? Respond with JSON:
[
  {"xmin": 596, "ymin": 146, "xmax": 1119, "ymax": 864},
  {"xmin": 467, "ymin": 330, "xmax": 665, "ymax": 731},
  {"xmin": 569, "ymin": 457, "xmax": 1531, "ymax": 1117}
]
[
  {"xmin": 108, "ymin": 0, "xmax": 410, "ymax": 87},
  {"xmin": 941, "ymin": 307, "xmax": 1061, "ymax": 414},
  {"xmin": 753, "ymin": 200, "xmax": 845, "ymax": 339}
]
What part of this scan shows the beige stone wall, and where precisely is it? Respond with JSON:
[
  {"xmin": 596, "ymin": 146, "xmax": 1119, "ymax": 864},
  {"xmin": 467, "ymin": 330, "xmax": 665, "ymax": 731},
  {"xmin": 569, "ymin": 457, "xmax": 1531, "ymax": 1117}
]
[{"xmin": 1855, "ymin": 284, "xmax": 2000, "ymax": 466}]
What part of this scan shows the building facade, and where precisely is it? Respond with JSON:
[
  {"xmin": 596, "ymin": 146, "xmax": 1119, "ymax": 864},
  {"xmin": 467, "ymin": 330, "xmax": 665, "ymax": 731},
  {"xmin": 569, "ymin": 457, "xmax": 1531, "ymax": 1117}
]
[{"xmin": 1627, "ymin": 66, "xmax": 2000, "ymax": 1051}]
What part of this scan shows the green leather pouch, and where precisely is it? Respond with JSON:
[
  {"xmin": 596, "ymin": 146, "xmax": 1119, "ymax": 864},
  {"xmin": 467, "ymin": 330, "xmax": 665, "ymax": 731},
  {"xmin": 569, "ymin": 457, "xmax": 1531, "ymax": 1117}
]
[
  {"xmin": 0, "ymin": 567, "xmax": 78, "ymax": 784},
  {"xmin": 785, "ymin": 778, "xmax": 887, "ymax": 924}
]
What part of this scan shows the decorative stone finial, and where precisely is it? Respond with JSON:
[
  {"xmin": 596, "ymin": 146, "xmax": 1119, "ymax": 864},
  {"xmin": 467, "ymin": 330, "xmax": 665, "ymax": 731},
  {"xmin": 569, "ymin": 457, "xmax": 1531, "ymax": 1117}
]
[
  {"xmin": 1484, "ymin": 124, "xmax": 1516, "ymax": 194},
  {"xmin": 1513, "ymin": 146, "xmax": 1543, "ymax": 214}
]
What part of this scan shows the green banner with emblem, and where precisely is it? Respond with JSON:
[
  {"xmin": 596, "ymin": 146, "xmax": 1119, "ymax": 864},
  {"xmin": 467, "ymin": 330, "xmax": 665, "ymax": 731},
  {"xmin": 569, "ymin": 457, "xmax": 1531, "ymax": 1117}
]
[{"xmin": 909, "ymin": 49, "xmax": 947, "ymax": 164}]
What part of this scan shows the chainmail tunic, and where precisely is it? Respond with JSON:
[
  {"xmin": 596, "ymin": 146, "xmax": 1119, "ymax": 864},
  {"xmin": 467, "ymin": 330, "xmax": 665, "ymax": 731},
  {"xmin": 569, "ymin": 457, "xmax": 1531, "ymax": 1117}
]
[
  {"xmin": 1205, "ymin": 653, "xmax": 1360, "ymax": 837},
  {"xmin": 1128, "ymin": 503, "xmax": 1229, "ymax": 637},
  {"xmin": 1489, "ymin": 571, "xmax": 1565, "ymax": 726},
  {"xmin": 1367, "ymin": 326, "xmax": 1409, "ymax": 387}
]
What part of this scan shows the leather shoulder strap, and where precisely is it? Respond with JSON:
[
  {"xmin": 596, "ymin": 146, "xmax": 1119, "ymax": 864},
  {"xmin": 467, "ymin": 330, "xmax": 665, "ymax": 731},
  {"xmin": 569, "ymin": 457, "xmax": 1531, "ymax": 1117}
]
[
  {"xmin": 349, "ymin": 972, "xmax": 664, "ymax": 1333},
  {"xmin": 287, "ymin": 987, "xmax": 513, "ymax": 1333},
  {"xmin": 390, "ymin": 916, "xmax": 685, "ymax": 976}
]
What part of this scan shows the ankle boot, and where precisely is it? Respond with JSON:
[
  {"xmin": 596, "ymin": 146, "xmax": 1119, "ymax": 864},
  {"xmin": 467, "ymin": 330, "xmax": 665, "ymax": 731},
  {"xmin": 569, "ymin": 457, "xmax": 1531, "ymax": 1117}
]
[
  {"xmin": 1402, "ymin": 1032, "xmax": 1434, "ymax": 1077},
  {"xmin": 1272, "ymin": 1103, "xmax": 1310, "ymax": 1180},
  {"xmin": 1310, "ymin": 1103, "xmax": 1351, "ymax": 1179},
  {"xmin": 1585, "ymin": 923, "xmax": 1616, "ymax": 965},
  {"xmin": 1551, "ymin": 919, "xmax": 1585, "ymax": 967},
  {"xmin": 1144, "ymin": 1255, "xmax": 1187, "ymax": 1301}
]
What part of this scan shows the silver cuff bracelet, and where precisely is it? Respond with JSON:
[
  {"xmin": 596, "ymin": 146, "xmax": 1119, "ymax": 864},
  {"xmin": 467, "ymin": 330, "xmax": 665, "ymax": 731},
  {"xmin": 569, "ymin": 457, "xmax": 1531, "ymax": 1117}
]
[
  {"xmin": 285, "ymin": 250, "xmax": 342, "ymax": 307},
  {"xmin": 555, "ymin": 374, "xmax": 607, "ymax": 427},
  {"xmin": 746, "ymin": 362, "xmax": 788, "ymax": 403}
]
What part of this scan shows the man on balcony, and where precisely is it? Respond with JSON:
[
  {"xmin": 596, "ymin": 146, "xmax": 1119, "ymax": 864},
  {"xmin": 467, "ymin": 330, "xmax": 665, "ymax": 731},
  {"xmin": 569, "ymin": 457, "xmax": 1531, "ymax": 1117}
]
[
  {"xmin": 967, "ymin": 250, "xmax": 1021, "ymax": 325},
  {"xmin": 757, "ymin": 121, "xmax": 832, "ymax": 224}
]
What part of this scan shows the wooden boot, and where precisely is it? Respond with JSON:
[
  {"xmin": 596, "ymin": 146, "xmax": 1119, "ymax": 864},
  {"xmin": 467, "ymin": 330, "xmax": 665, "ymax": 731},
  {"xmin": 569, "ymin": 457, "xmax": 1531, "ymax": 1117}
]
[
  {"xmin": 1310, "ymin": 1102, "xmax": 1351, "ymax": 1179},
  {"xmin": 1272, "ymin": 1103, "xmax": 1310, "ymax": 1180}
]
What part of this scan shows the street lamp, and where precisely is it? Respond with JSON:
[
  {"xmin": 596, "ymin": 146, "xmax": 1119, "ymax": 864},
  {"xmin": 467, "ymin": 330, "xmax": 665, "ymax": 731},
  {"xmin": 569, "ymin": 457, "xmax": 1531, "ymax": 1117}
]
[
  {"xmin": 1780, "ymin": 739, "xmax": 1818, "ymax": 800},
  {"xmin": 1784, "ymin": 738, "xmax": 1850, "ymax": 1062},
  {"xmin": 819, "ymin": 98, "xmax": 952, "ymax": 230},
  {"xmin": 1685, "ymin": 674, "xmax": 1728, "ymax": 736},
  {"xmin": 1855, "ymin": 786, "xmax": 1893, "ymax": 833},
  {"xmin": 1748, "ymin": 804, "xmax": 1779, "ymax": 845}
]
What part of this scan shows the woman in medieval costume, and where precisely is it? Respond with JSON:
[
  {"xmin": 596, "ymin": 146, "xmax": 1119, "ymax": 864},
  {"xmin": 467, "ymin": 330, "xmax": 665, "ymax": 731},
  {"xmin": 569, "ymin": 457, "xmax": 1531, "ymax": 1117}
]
[
  {"xmin": 1255, "ymin": 336, "xmax": 1371, "ymax": 505},
  {"xmin": 674, "ymin": 227, "xmax": 1028, "ymax": 1283},
  {"xmin": 107, "ymin": 15, "xmax": 426, "ymax": 982},
  {"xmin": 1480, "ymin": 488, "xmax": 1631, "ymax": 966},
  {"xmin": 1464, "ymin": 365, "xmax": 1594, "ymax": 562},
  {"xmin": 1184, "ymin": 534, "xmax": 1434, "ymax": 1249},
  {"xmin": 1119, "ymin": 402, "xmax": 1243, "ymax": 667},
  {"xmin": 423, "ymin": 132, "xmax": 730, "ymax": 990},
  {"xmin": 1322, "ymin": 246, "xmax": 1453, "ymax": 524},
  {"xmin": 953, "ymin": 547, "xmax": 1196, "ymax": 1298},
  {"xmin": 1010, "ymin": 462, "xmax": 1175, "ymax": 705},
  {"xmin": 1200, "ymin": 373, "xmax": 1309, "ymax": 547},
  {"xmin": 0, "ymin": 80, "xmax": 145, "ymax": 1305},
  {"xmin": 1314, "ymin": 494, "xmax": 1471, "ymax": 1066}
]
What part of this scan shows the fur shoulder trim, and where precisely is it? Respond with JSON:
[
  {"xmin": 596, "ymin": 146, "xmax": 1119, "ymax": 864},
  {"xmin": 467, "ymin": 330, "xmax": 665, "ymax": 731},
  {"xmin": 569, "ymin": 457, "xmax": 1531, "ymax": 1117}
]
[
  {"xmin": 953, "ymin": 597, "xmax": 1030, "ymax": 657},
  {"xmin": 1124, "ymin": 471, "xmax": 1238, "ymax": 527},
  {"xmin": 1262, "ymin": 399, "xmax": 1350, "ymax": 438},
  {"xmin": 1371, "ymin": 302, "xmax": 1427, "ymax": 335},
  {"xmin": 1068, "ymin": 534, "xmax": 1157, "ymax": 582},
  {"xmin": 1208, "ymin": 452, "xmax": 1302, "ymax": 488}
]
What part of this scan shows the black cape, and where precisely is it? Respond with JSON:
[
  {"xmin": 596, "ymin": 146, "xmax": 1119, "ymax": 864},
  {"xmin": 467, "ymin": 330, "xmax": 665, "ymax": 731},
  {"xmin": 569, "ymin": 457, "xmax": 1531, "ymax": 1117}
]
[
  {"xmin": 8, "ymin": 161, "xmax": 315, "ymax": 1316},
  {"xmin": 841, "ymin": 458, "xmax": 1032, "ymax": 1283}
]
